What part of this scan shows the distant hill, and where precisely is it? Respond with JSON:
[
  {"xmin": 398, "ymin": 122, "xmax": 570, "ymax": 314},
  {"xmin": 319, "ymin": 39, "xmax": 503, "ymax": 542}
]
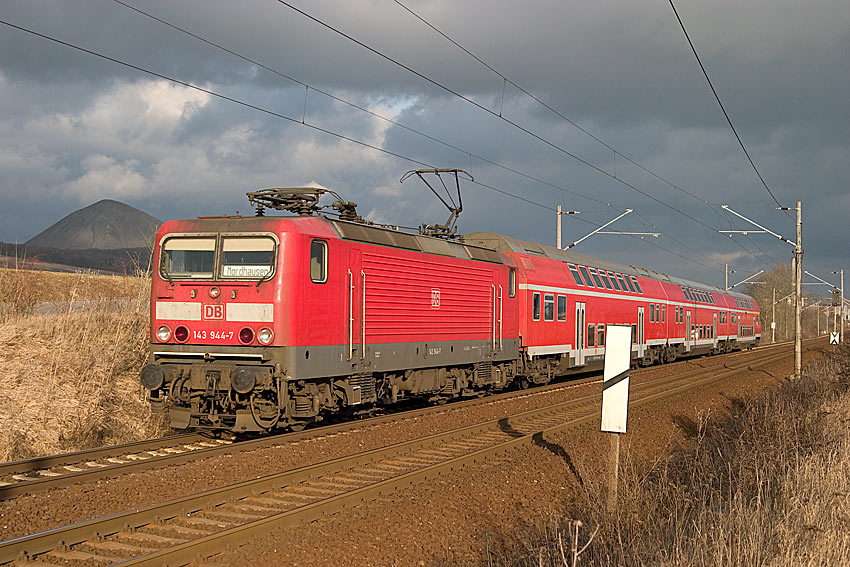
[{"xmin": 26, "ymin": 199, "xmax": 161, "ymax": 250}]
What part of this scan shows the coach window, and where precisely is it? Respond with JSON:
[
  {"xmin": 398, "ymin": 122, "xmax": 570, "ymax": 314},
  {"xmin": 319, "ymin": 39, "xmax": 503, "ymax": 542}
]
[
  {"xmin": 589, "ymin": 268, "xmax": 604, "ymax": 288},
  {"xmin": 509, "ymin": 268, "xmax": 516, "ymax": 297},
  {"xmin": 631, "ymin": 276, "xmax": 643, "ymax": 294},
  {"xmin": 649, "ymin": 303, "xmax": 655, "ymax": 323},
  {"xmin": 598, "ymin": 270, "xmax": 613, "ymax": 290},
  {"xmin": 597, "ymin": 325, "xmax": 605, "ymax": 347},
  {"xmin": 310, "ymin": 239, "xmax": 328, "ymax": 283},
  {"xmin": 557, "ymin": 295, "xmax": 567, "ymax": 321},
  {"xmin": 617, "ymin": 274, "xmax": 629, "ymax": 292},
  {"xmin": 587, "ymin": 324, "xmax": 596, "ymax": 347},
  {"xmin": 608, "ymin": 271, "xmax": 621, "ymax": 291},
  {"xmin": 578, "ymin": 266, "xmax": 595, "ymax": 288},
  {"xmin": 221, "ymin": 236, "xmax": 276, "ymax": 280},
  {"xmin": 568, "ymin": 264, "xmax": 584, "ymax": 286},
  {"xmin": 623, "ymin": 276, "xmax": 637, "ymax": 293},
  {"xmin": 631, "ymin": 324, "xmax": 637, "ymax": 343},
  {"xmin": 662, "ymin": 304, "xmax": 666, "ymax": 323},
  {"xmin": 543, "ymin": 294, "xmax": 555, "ymax": 321},
  {"xmin": 532, "ymin": 292, "xmax": 541, "ymax": 321}
]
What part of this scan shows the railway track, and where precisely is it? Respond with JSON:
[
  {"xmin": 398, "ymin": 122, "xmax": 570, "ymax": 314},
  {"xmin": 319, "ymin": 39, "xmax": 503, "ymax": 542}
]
[
  {"xmin": 0, "ymin": 339, "xmax": 801, "ymax": 500},
  {"xmin": 0, "ymin": 341, "xmax": 812, "ymax": 566}
]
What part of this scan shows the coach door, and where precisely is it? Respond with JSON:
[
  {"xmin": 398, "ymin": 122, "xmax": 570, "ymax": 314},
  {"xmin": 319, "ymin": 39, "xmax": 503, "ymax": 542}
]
[
  {"xmin": 685, "ymin": 310, "xmax": 692, "ymax": 352},
  {"xmin": 713, "ymin": 313, "xmax": 718, "ymax": 349},
  {"xmin": 575, "ymin": 302, "xmax": 586, "ymax": 366},
  {"xmin": 637, "ymin": 306, "xmax": 645, "ymax": 359},
  {"xmin": 348, "ymin": 250, "xmax": 364, "ymax": 361}
]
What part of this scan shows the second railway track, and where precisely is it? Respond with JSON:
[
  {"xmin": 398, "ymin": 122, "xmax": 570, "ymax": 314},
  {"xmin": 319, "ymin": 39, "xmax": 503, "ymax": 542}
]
[{"xmin": 0, "ymin": 341, "xmax": 812, "ymax": 566}]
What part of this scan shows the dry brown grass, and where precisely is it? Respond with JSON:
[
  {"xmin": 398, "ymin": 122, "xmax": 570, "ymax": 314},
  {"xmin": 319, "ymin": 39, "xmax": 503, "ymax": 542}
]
[
  {"xmin": 482, "ymin": 346, "xmax": 850, "ymax": 567},
  {"xmin": 0, "ymin": 267, "xmax": 139, "ymax": 320},
  {"xmin": 0, "ymin": 268, "xmax": 168, "ymax": 461}
]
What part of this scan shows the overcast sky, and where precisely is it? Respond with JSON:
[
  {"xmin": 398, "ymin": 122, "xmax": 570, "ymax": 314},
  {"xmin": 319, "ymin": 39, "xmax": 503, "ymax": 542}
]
[{"xmin": 1, "ymin": 0, "xmax": 847, "ymax": 289}]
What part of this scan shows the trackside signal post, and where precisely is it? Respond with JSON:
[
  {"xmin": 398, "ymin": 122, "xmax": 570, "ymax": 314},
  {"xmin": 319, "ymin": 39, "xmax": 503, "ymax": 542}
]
[{"xmin": 601, "ymin": 325, "xmax": 632, "ymax": 511}]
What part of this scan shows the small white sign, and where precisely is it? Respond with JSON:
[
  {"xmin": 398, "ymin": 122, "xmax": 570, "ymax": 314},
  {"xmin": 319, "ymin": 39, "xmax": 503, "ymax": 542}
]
[
  {"xmin": 221, "ymin": 265, "xmax": 271, "ymax": 278},
  {"xmin": 601, "ymin": 325, "xmax": 632, "ymax": 433},
  {"xmin": 831, "ymin": 332, "xmax": 840, "ymax": 345},
  {"xmin": 770, "ymin": 321, "xmax": 776, "ymax": 329}
]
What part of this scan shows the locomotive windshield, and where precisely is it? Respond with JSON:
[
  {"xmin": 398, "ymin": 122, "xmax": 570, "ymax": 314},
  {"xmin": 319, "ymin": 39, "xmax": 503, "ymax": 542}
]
[
  {"xmin": 220, "ymin": 236, "xmax": 275, "ymax": 279},
  {"xmin": 160, "ymin": 234, "xmax": 277, "ymax": 280},
  {"xmin": 162, "ymin": 237, "xmax": 216, "ymax": 278}
]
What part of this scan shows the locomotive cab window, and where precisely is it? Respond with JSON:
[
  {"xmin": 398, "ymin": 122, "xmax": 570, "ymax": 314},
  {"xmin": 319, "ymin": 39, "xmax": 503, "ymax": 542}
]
[
  {"xmin": 509, "ymin": 268, "xmax": 516, "ymax": 297},
  {"xmin": 161, "ymin": 237, "xmax": 216, "ymax": 279},
  {"xmin": 220, "ymin": 236, "xmax": 276, "ymax": 279},
  {"xmin": 310, "ymin": 239, "xmax": 328, "ymax": 283}
]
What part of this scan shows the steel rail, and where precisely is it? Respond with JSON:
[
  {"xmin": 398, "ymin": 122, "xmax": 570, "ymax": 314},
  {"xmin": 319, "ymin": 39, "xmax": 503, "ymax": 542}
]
[
  {"xmin": 0, "ymin": 343, "xmax": 804, "ymax": 566},
  {"xmin": 0, "ymin": 339, "xmax": 798, "ymax": 500}
]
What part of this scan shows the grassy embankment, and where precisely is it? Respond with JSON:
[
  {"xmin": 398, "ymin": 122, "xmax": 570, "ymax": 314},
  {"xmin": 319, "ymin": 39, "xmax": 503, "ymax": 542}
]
[
  {"xmin": 484, "ymin": 344, "xmax": 850, "ymax": 567},
  {"xmin": 0, "ymin": 267, "xmax": 167, "ymax": 461}
]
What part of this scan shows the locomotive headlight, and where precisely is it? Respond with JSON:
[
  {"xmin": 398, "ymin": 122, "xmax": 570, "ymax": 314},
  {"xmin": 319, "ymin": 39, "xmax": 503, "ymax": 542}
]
[
  {"xmin": 231, "ymin": 367, "xmax": 257, "ymax": 394},
  {"xmin": 140, "ymin": 364, "xmax": 165, "ymax": 390},
  {"xmin": 257, "ymin": 328, "xmax": 274, "ymax": 345},
  {"xmin": 156, "ymin": 325, "xmax": 172, "ymax": 342},
  {"xmin": 208, "ymin": 286, "xmax": 220, "ymax": 299}
]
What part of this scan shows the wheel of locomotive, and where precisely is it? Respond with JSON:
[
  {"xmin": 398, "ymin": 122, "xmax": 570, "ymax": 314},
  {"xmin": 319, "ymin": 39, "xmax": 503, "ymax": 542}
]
[
  {"xmin": 517, "ymin": 376, "xmax": 531, "ymax": 390},
  {"xmin": 287, "ymin": 420, "xmax": 308, "ymax": 432}
]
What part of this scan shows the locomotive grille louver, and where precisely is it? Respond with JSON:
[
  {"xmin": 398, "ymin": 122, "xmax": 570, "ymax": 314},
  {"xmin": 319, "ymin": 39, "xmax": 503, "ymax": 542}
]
[
  {"xmin": 476, "ymin": 361, "xmax": 492, "ymax": 383},
  {"xmin": 350, "ymin": 374, "xmax": 377, "ymax": 402}
]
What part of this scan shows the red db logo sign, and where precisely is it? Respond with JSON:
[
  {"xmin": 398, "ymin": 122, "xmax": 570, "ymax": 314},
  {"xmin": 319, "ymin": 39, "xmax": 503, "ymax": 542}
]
[
  {"xmin": 431, "ymin": 289, "xmax": 441, "ymax": 309},
  {"xmin": 203, "ymin": 304, "xmax": 224, "ymax": 320}
]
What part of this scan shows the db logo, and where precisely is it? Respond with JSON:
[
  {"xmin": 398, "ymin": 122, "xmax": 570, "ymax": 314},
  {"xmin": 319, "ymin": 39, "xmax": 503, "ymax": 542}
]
[
  {"xmin": 431, "ymin": 289, "xmax": 441, "ymax": 309},
  {"xmin": 203, "ymin": 304, "xmax": 224, "ymax": 320}
]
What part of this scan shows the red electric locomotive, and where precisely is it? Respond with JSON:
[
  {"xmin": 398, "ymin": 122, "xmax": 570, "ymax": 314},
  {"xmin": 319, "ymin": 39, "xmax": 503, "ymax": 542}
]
[{"xmin": 140, "ymin": 182, "xmax": 760, "ymax": 433}]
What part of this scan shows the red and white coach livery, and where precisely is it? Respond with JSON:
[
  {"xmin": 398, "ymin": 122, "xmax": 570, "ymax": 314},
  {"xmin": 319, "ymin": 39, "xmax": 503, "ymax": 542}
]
[{"xmin": 140, "ymin": 185, "xmax": 760, "ymax": 433}]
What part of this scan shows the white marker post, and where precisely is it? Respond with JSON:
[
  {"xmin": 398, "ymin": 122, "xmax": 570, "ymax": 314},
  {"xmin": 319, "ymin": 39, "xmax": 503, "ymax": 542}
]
[{"xmin": 601, "ymin": 325, "xmax": 632, "ymax": 511}]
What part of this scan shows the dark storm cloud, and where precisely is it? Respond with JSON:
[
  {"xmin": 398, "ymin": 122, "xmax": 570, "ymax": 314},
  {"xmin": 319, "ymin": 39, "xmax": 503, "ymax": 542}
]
[{"xmin": 0, "ymin": 0, "xmax": 846, "ymax": 287}]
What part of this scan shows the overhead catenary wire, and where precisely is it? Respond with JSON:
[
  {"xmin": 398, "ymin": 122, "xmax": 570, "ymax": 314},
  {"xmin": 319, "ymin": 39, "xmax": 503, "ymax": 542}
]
[
  {"xmin": 110, "ymin": 0, "xmax": 627, "ymax": 213},
  {"xmin": 667, "ymin": 0, "xmax": 788, "ymax": 216},
  {"xmin": 275, "ymin": 0, "xmax": 774, "ymax": 269},
  {"xmin": 114, "ymin": 0, "xmax": 772, "ymax": 274},
  {"xmin": 392, "ymin": 0, "xmax": 718, "ymax": 212},
  {"xmin": 0, "ymin": 16, "xmax": 753, "ymax": 275}
]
